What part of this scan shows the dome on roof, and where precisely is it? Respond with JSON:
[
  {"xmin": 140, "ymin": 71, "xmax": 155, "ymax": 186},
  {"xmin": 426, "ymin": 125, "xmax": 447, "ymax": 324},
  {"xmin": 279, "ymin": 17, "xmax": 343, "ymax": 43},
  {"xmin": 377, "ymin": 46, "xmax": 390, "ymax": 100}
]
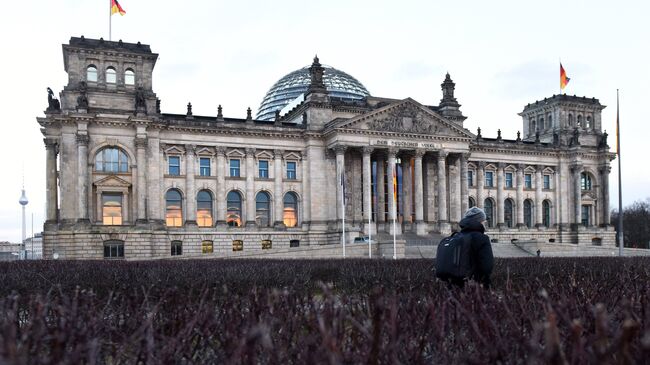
[{"xmin": 256, "ymin": 65, "xmax": 370, "ymax": 121}]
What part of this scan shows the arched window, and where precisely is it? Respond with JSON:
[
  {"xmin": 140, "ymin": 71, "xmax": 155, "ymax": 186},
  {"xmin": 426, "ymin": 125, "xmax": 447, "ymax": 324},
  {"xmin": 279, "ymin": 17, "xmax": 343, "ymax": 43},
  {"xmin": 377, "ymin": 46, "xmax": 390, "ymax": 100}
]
[
  {"xmin": 283, "ymin": 192, "xmax": 298, "ymax": 227},
  {"xmin": 581, "ymin": 173, "xmax": 593, "ymax": 190},
  {"xmin": 504, "ymin": 199, "xmax": 514, "ymax": 228},
  {"xmin": 530, "ymin": 120, "xmax": 536, "ymax": 134},
  {"xmin": 568, "ymin": 114, "xmax": 573, "ymax": 127},
  {"xmin": 577, "ymin": 114, "xmax": 583, "ymax": 128},
  {"xmin": 226, "ymin": 191, "xmax": 242, "ymax": 227},
  {"xmin": 255, "ymin": 191, "xmax": 271, "ymax": 227},
  {"xmin": 539, "ymin": 118, "xmax": 544, "ymax": 131},
  {"xmin": 87, "ymin": 65, "xmax": 98, "ymax": 82},
  {"xmin": 95, "ymin": 147, "xmax": 129, "ymax": 173},
  {"xmin": 165, "ymin": 189, "xmax": 183, "ymax": 227},
  {"xmin": 124, "ymin": 69, "xmax": 135, "ymax": 85},
  {"xmin": 548, "ymin": 115, "xmax": 553, "ymax": 128},
  {"xmin": 197, "ymin": 190, "xmax": 213, "ymax": 227},
  {"xmin": 524, "ymin": 199, "xmax": 533, "ymax": 228},
  {"xmin": 468, "ymin": 197, "xmax": 476, "ymax": 208},
  {"xmin": 106, "ymin": 67, "xmax": 117, "ymax": 84},
  {"xmin": 484, "ymin": 199, "xmax": 494, "ymax": 228},
  {"xmin": 104, "ymin": 239, "xmax": 124, "ymax": 258},
  {"xmin": 586, "ymin": 116, "xmax": 592, "ymax": 129},
  {"xmin": 543, "ymin": 200, "xmax": 551, "ymax": 228}
]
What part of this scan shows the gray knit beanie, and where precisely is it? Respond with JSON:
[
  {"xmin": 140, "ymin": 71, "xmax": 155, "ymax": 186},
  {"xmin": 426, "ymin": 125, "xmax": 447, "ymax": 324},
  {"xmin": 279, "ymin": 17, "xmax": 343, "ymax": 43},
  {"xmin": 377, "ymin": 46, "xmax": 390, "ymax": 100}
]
[{"xmin": 463, "ymin": 207, "xmax": 487, "ymax": 224}]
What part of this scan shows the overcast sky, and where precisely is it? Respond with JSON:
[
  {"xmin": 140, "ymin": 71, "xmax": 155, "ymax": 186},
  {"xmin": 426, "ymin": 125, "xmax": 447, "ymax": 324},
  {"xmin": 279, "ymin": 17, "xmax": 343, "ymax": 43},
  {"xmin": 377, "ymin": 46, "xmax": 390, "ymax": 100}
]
[{"xmin": 0, "ymin": 0, "xmax": 648, "ymax": 242}]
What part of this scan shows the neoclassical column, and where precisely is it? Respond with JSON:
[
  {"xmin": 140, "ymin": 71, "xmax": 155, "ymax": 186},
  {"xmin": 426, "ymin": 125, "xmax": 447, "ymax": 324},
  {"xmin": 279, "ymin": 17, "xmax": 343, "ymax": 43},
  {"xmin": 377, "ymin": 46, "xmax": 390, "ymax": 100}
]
[
  {"xmin": 76, "ymin": 133, "xmax": 89, "ymax": 221},
  {"xmin": 437, "ymin": 151, "xmax": 448, "ymax": 227},
  {"xmin": 245, "ymin": 148, "xmax": 256, "ymax": 227},
  {"xmin": 301, "ymin": 149, "xmax": 311, "ymax": 226},
  {"xmin": 273, "ymin": 149, "xmax": 285, "ymax": 228},
  {"xmin": 401, "ymin": 155, "xmax": 412, "ymax": 224},
  {"xmin": 376, "ymin": 153, "xmax": 386, "ymax": 224},
  {"xmin": 215, "ymin": 147, "xmax": 227, "ymax": 225},
  {"xmin": 476, "ymin": 161, "xmax": 485, "ymax": 209},
  {"xmin": 386, "ymin": 148, "xmax": 401, "ymax": 235},
  {"xmin": 535, "ymin": 166, "xmax": 543, "ymax": 227},
  {"xmin": 44, "ymin": 138, "xmax": 59, "ymax": 223},
  {"xmin": 451, "ymin": 155, "xmax": 461, "ymax": 223},
  {"xmin": 600, "ymin": 165, "xmax": 611, "ymax": 226},
  {"xmin": 147, "ymin": 136, "xmax": 162, "ymax": 221},
  {"xmin": 135, "ymin": 137, "xmax": 148, "ymax": 222},
  {"xmin": 516, "ymin": 164, "xmax": 525, "ymax": 227},
  {"xmin": 572, "ymin": 164, "xmax": 583, "ymax": 226},
  {"xmin": 362, "ymin": 146, "xmax": 374, "ymax": 234},
  {"xmin": 334, "ymin": 145, "xmax": 347, "ymax": 222},
  {"xmin": 460, "ymin": 153, "xmax": 469, "ymax": 214},
  {"xmin": 496, "ymin": 162, "xmax": 505, "ymax": 228},
  {"xmin": 414, "ymin": 149, "xmax": 426, "ymax": 235},
  {"xmin": 185, "ymin": 145, "xmax": 197, "ymax": 225}
]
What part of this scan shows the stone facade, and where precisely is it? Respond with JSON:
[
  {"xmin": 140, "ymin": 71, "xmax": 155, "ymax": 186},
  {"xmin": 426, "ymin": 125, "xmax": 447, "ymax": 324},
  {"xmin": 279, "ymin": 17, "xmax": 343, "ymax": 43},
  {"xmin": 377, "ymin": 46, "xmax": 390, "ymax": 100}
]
[{"xmin": 37, "ymin": 37, "xmax": 616, "ymax": 260}]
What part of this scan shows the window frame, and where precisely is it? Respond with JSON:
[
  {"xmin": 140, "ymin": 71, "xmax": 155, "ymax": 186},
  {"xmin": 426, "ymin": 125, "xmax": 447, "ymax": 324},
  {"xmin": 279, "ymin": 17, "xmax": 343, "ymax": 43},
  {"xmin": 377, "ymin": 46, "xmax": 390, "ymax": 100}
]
[
  {"xmin": 171, "ymin": 240, "xmax": 183, "ymax": 256},
  {"xmin": 505, "ymin": 172, "xmax": 513, "ymax": 188},
  {"xmin": 165, "ymin": 189, "xmax": 183, "ymax": 227},
  {"xmin": 103, "ymin": 240, "xmax": 124, "ymax": 259},
  {"xmin": 255, "ymin": 191, "xmax": 271, "ymax": 227},
  {"xmin": 201, "ymin": 240, "xmax": 214, "ymax": 254},
  {"xmin": 106, "ymin": 67, "xmax": 117, "ymax": 84},
  {"xmin": 286, "ymin": 161, "xmax": 297, "ymax": 180},
  {"xmin": 485, "ymin": 171, "xmax": 494, "ymax": 188},
  {"xmin": 87, "ymin": 65, "xmax": 98, "ymax": 82},
  {"xmin": 95, "ymin": 147, "xmax": 129, "ymax": 173},
  {"xmin": 226, "ymin": 191, "xmax": 242, "ymax": 227},
  {"xmin": 102, "ymin": 192, "xmax": 123, "ymax": 225},
  {"xmin": 199, "ymin": 157, "xmax": 211, "ymax": 176},
  {"xmin": 124, "ymin": 68, "xmax": 135, "ymax": 86},
  {"xmin": 524, "ymin": 174, "xmax": 532, "ymax": 189},
  {"xmin": 258, "ymin": 160, "xmax": 269, "ymax": 178},
  {"xmin": 543, "ymin": 174, "xmax": 551, "ymax": 190},
  {"xmin": 283, "ymin": 192, "xmax": 299, "ymax": 227},
  {"xmin": 168, "ymin": 156, "xmax": 181, "ymax": 176},
  {"xmin": 467, "ymin": 170, "xmax": 474, "ymax": 187},
  {"xmin": 230, "ymin": 159, "xmax": 241, "ymax": 177},
  {"xmin": 197, "ymin": 190, "xmax": 213, "ymax": 227}
]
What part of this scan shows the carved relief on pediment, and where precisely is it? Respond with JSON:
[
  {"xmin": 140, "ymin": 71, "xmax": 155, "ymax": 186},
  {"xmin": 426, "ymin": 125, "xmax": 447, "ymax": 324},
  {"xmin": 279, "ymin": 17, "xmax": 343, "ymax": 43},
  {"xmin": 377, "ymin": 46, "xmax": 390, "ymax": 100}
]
[{"xmin": 365, "ymin": 103, "xmax": 453, "ymax": 135}]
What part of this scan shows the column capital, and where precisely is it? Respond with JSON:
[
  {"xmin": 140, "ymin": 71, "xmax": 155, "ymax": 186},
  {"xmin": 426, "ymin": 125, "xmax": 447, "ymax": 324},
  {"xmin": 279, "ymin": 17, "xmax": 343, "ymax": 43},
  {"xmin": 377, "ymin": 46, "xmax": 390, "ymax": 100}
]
[
  {"xmin": 75, "ymin": 133, "xmax": 89, "ymax": 146},
  {"xmin": 302, "ymin": 148, "xmax": 309, "ymax": 160},
  {"xmin": 245, "ymin": 147, "xmax": 256, "ymax": 156},
  {"xmin": 43, "ymin": 138, "xmax": 59, "ymax": 152},
  {"xmin": 535, "ymin": 164, "xmax": 545, "ymax": 172},
  {"xmin": 274, "ymin": 149, "xmax": 284, "ymax": 159},
  {"xmin": 497, "ymin": 162, "xmax": 506, "ymax": 170},
  {"xmin": 387, "ymin": 147, "xmax": 399, "ymax": 157},
  {"xmin": 216, "ymin": 146, "xmax": 227, "ymax": 156},
  {"xmin": 185, "ymin": 144, "xmax": 197, "ymax": 155},
  {"xmin": 362, "ymin": 146, "xmax": 374, "ymax": 155},
  {"xmin": 333, "ymin": 145, "xmax": 347, "ymax": 155},
  {"xmin": 437, "ymin": 150, "xmax": 448, "ymax": 160},
  {"xmin": 460, "ymin": 152, "xmax": 470, "ymax": 160},
  {"xmin": 477, "ymin": 161, "xmax": 486, "ymax": 169},
  {"xmin": 599, "ymin": 165, "xmax": 611, "ymax": 174},
  {"xmin": 414, "ymin": 149, "xmax": 425, "ymax": 159},
  {"xmin": 135, "ymin": 137, "xmax": 148, "ymax": 148},
  {"xmin": 517, "ymin": 163, "xmax": 526, "ymax": 171},
  {"xmin": 571, "ymin": 164, "xmax": 583, "ymax": 173}
]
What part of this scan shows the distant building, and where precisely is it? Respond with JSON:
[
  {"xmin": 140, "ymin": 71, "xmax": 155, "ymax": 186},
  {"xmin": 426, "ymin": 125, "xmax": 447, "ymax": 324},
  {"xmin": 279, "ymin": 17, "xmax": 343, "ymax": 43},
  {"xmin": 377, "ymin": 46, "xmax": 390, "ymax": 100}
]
[
  {"xmin": 37, "ymin": 37, "xmax": 615, "ymax": 259},
  {"xmin": 24, "ymin": 233, "xmax": 43, "ymax": 259},
  {"xmin": 0, "ymin": 241, "xmax": 22, "ymax": 261}
]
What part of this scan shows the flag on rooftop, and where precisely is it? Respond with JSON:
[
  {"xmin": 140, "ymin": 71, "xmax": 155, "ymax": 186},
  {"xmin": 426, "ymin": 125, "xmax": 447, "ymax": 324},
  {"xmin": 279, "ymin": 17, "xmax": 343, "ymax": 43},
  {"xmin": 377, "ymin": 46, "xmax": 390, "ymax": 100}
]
[
  {"xmin": 111, "ymin": 0, "xmax": 126, "ymax": 16},
  {"xmin": 560, "ymin": 63, "xmax": 570, "ymax": 90}
]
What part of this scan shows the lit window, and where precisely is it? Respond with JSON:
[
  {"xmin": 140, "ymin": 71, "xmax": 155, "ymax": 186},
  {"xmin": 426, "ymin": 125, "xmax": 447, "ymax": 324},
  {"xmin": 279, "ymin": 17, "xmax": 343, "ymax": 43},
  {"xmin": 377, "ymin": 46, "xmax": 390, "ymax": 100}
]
[
  {"xmin": 581, "ymin": 173, "xmax": 592, "ymax": 190},
  {"xmin": 226, "ymin": 191, "xmax": 242, "ymax": 227},
  {"xmin": 87, "ymin": 65, "xmax": 98, "ymax": 82},
  {"xmin": 197, "ymin": 190, "xmax": 213, "ymax": 227},
  {"xmin": 505, "ymin": 172, "xmax": 513, "ymax": 188},
  {"xmin": 168, "ymin": 156, "xmax": 180, "ymax": 176},
  {"xmin": 256, "ymin": 192, "xmax": 271, "ymax": 227},
  {"xmin": 102, "ymin": 193, "xmax": 122, "ymax": 225},
  {"xmin": 95, "ymin": 147, "xmax": 129, "ymax": 173},
  {"xmin": 202, "ymin": 240, "xmax": 214, "ymax": 254},
  {"xmin": 262, "ymin": 240, "xmax": 272, "ymax": 249},
  {"xmin": 286, "ymin": 161, "xmax": 297, "ymax": 179},
  {"xmin": 543, "ymin": 175, "xmax": 551, "ymax": 189},
  {"xmin": 165, "ymin": 189, "xmax": 183, "ymax": 227},
  {"xmin": 230, "ymin": 159, "xmax": 240, "ymax": 177},
  {"xmin": 468, "ymin": 171, "xmax": 474, "ymax": 187},
  {"xmin": 259, "ymin": 160, "xmax": 269, "ymax": 178},
  {"xmin": 106, "ymin": 67, "xmax": 117, "ymax": 84},
  {"xmin": 524, "ymin": 174, "xmax": 532, "ymax": 189},
  {"xmin": 125, "ymin": 69, "xmax": 135, "ymax": 85},
  {"xmin": 232, "ymin": 240, "xmax": 243, "ymax": 251},
  {"xmin": 171, "ymin": 240, "xmax": 182, "ymax": 256},
  {"xmin": 485, "ymin": 171, "xmax": 494, "ymax": 187},
  {"xmin": 103, "ymin": 240, "xmax": 124, "ymax": 258},
  {"xmin": 199, "ymin": 158, "xmax": 211, "ymax": 176},
  {"xmin": 283, "ymin": 192, "xmax": 298, "ymax": 227}
]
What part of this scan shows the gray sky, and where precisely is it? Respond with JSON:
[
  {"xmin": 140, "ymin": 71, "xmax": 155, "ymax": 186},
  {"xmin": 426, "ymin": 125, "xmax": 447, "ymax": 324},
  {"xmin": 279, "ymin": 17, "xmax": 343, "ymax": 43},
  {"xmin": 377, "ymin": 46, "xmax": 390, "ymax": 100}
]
[{"xmin": 1, "ymin": 0, "xmax": 648, "ymax": 242}]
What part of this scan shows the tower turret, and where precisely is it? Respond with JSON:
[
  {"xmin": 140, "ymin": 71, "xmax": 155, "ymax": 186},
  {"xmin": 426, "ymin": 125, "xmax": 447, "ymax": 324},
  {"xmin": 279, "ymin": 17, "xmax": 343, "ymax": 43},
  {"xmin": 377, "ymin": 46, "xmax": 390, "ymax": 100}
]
[{"xmin": 438, "ymin": 73, "xmax": 466, "ymax": 124}]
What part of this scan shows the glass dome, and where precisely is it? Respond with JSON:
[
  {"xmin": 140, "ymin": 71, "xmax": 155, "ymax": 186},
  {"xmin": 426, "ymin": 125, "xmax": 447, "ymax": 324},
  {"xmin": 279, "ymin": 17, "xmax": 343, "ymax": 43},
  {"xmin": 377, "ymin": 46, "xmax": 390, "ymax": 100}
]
[{"xmin": 256, "ymin": 65, "xmax": 370, "ymax": 121}]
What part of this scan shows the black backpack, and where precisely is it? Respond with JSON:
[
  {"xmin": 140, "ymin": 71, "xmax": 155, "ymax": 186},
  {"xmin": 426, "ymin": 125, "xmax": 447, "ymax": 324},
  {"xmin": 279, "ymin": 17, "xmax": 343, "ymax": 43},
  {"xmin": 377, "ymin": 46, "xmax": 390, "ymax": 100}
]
[{"xmin": 435, "ymin": 232, "xmax": 473, "ymax": 281}]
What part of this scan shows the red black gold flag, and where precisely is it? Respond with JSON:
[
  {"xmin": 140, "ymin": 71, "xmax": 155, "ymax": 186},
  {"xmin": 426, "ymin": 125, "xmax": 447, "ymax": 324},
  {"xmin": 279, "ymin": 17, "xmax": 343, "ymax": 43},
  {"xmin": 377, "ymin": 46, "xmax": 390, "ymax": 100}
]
[
  {"xmin": 560, "ymin": 63, "xmax": 570, "ymax": 90},
  {"xmin": 111, "ymin": 0, "xmax": 126, "ymax": 16}
]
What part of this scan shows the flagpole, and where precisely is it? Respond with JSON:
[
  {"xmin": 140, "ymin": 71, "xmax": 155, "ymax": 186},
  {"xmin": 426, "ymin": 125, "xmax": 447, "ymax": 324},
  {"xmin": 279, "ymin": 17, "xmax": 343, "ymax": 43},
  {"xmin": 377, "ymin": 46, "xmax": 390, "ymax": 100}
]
[
  {"xmin": 368, "ymin": 166, "xmax": 372, "ymax": 259},
  {"xmin": 392, "ymin": 171, "xmax": 397, "ymax": 260},
  {"xmin": 341, "ymin": 173, "xmax": 346, "ymax": 258},
  {"xmin": 616, "ymin": 89, "xmax": 624, "ymax": 256},
  {"xmin": 109, "ymin": 0, "xmax": 112, "ymax": 41}
]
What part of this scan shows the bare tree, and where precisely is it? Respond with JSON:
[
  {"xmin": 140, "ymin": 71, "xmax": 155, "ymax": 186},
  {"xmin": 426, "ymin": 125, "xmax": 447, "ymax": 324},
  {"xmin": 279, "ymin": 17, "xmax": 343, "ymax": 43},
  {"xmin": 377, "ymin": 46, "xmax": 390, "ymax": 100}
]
[{"xmin": 611, "ymin": 198, "xmax": 650, "ymax": 249}]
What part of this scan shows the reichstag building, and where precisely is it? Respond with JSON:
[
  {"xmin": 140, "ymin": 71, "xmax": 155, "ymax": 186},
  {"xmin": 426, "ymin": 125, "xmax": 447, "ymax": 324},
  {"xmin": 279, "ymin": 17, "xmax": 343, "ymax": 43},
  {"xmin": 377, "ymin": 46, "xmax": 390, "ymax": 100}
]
[{"xmin": 38, "ymin": 37, "xmax": 615, "ymax": 259}]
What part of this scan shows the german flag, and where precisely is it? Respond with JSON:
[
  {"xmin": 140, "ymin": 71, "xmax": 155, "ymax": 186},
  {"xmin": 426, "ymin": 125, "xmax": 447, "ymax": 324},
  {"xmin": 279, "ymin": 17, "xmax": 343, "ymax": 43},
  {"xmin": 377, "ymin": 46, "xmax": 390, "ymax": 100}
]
[
  {"xmin": 111, "ymin": 0, "xmax": 126, "ymax": 16},
  {"xmin": 560, "ymin": 63, "xmax": 570, "ymax": 90}
]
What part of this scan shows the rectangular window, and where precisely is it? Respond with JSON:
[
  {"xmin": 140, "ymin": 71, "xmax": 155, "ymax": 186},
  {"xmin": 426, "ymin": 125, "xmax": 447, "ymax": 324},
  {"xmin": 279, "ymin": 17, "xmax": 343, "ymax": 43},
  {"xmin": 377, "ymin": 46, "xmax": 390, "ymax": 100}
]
[
  {"xmin": 201, "ymin": 240, "xmax": 213, "ymax": 254},
  {"xmin": 581, "ymin": 205, "xmax": 590, "ymax": 227},
  {"xmin": 232, "ymin": 240, "xmax": 244, "ymax": 251},
  {"xmin": 259, "ymin": 160, "xmax": 269, "ymax": 178},
  {"xmin": 290, "ymin": 239, "xmax": 300, "ymax": 248},
  {"xmin": 286, "ymin": 161, "xmax": 297, "ymax": 179},
  {"xmin": 102, "ymin": 193, "xmax": 122, "ymax": 225},
  {"xmin": 485, "ymin": 171, "xmax": 494, "ymax": 187},
  {"xmin": 543, "ymin": 175, "xmax": 551, "ymax": 189},
  {"xmin": 169, "ymin": 156, "xmax": 180, "ymax": 176},
  {"xmin": 199, "ymin": 158, "xmax": 211, "ymax": 176},
  {"xmin": 103, "ymin": 241, "xmax": 124, "ymax": 258},
  {"xmin": 505, "ymin": 172, "xmax": 513, "ymax": 188},
  {"xmin": 468, "ymin": 171, "xmax": 474, "ymax": 187},
  {"xmin": 524, "ymin": 174, "xmax": 532, "ymax": 189},
  {"xmin": 261, "ymin": 239, "xmax": 272, "ymax": 249},
  {"xmin": 171, "ymin": 241, "xmax": 183, "ymax": 256},
  {"xmin": 230, "ymin": 159, "xmax": 240, "ymax": 177}
]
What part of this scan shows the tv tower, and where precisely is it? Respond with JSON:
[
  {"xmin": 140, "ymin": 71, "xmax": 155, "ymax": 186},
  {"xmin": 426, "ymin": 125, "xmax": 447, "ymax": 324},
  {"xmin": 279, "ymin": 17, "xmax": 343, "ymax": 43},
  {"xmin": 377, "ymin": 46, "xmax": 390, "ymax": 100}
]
[{"xmin": 19, "ymin": 180, "xmax": 28, "ymax": 247}]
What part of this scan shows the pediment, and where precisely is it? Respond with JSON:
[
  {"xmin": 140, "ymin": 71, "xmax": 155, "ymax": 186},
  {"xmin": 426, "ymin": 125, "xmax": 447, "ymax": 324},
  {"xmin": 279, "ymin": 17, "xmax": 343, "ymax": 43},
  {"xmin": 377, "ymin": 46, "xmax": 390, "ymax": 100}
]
[
  {"xmin": 333, "ymin": 98, "xmax": 473, "ymax": 138},
  {"xmin": 94, "ymin": 175, "xmax": 131, "ymax": 188}
]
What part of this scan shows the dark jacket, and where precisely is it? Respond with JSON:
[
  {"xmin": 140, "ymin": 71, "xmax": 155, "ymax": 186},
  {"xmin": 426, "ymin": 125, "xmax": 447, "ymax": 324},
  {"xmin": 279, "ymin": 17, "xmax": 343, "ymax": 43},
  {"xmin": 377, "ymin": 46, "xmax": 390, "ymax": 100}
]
[{"xmin": 458, "ymin": 217, "xmax": 494, "ymax": 288}]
